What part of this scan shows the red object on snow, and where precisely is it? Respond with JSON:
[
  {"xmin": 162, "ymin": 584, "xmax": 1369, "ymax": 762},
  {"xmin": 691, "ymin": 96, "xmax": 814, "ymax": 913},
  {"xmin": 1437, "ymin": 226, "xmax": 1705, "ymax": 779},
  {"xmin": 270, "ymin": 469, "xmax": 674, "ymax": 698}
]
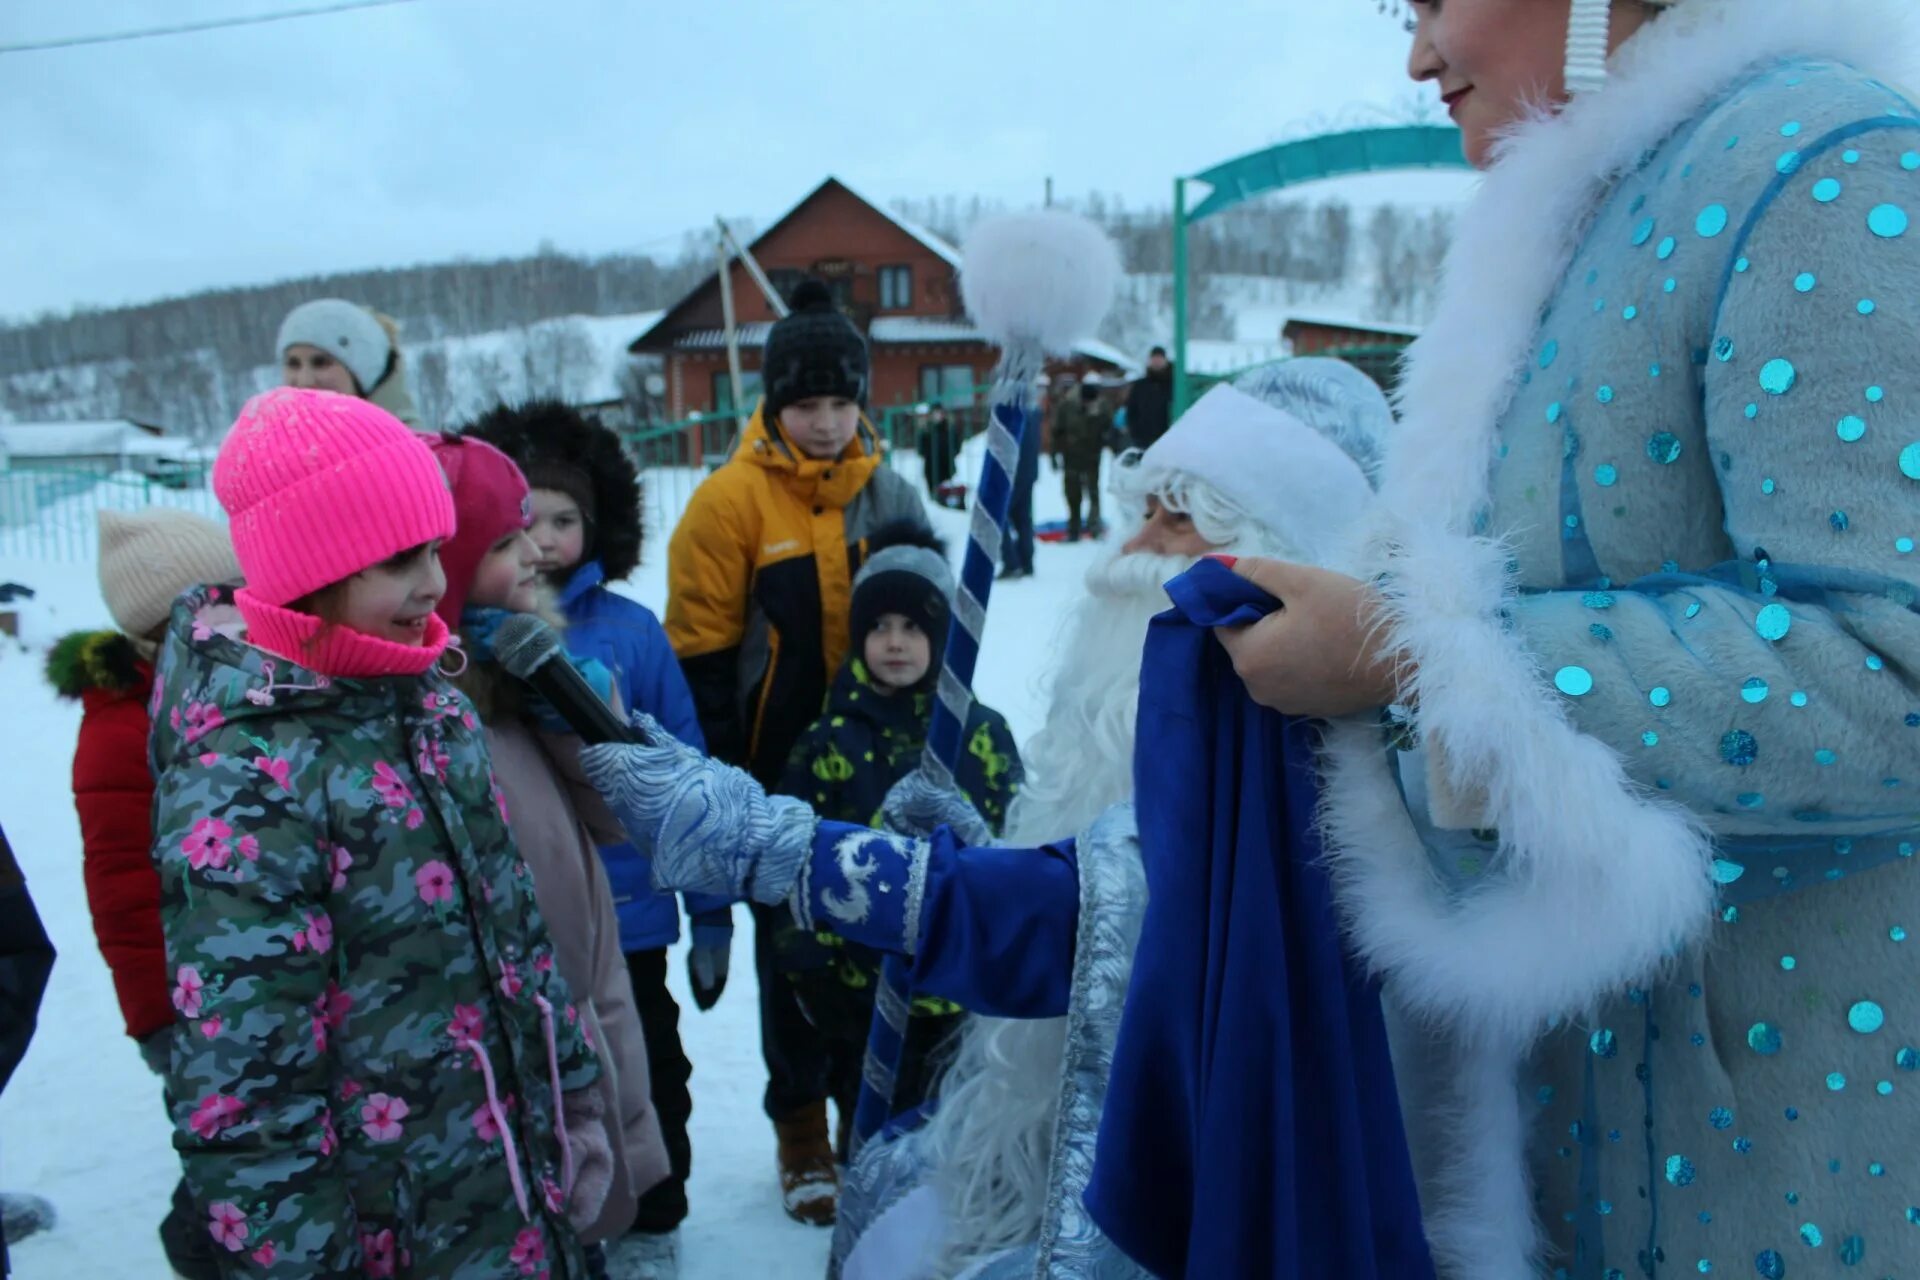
[{"xmin": 72, "ymin": 667, "xmax": 174, "ymax": 1040}]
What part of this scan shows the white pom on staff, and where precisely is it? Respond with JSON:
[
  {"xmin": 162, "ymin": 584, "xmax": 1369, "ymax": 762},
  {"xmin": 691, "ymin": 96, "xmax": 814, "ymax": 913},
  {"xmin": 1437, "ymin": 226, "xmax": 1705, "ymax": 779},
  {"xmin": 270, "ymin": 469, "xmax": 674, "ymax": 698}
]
[{"xmin": 961, "ymin": 210, "xmax": 1121, "ymax": 355}]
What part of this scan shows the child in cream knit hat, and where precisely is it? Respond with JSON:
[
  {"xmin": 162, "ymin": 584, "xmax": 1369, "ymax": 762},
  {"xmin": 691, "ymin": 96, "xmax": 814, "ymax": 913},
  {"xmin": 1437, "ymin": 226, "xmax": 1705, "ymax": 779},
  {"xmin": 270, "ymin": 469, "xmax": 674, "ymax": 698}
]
[{"xmin": 44, "ymin": 506, "xmax": 239, "ymax": 1280}]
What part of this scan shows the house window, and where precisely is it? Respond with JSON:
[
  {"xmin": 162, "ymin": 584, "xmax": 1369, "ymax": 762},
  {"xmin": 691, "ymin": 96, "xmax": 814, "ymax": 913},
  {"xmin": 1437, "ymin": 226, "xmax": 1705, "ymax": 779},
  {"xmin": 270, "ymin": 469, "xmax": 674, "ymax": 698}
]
[
  {"xmin": 711, "ymin": 370, "xmax": 764, "ymax": 416},
  {"xmin": 918, "ymin": 364, "xmax": 976, "ymax": 407},
  {"xmin": 767, "ymin": 269, "xmax": 805, "ymax": 306},
  {"xmin": 879, "ymin": 265, "xmax": 914, "ymax": 311}
]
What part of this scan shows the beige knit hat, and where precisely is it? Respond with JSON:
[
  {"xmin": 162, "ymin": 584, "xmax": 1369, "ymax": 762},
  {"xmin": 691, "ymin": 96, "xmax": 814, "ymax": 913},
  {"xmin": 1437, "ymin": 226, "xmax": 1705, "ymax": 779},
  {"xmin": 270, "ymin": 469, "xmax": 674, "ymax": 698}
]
[{"xmin": 97, "ymin": 508, "xmax": 242, "ymax": 639}]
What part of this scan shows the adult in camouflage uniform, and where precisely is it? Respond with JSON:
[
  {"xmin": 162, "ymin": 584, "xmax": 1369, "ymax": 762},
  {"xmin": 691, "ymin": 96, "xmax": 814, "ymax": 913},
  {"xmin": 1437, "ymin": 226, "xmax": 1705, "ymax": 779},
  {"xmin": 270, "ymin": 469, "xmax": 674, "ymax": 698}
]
[
  {"xmin": 151, "ymin": 389, "xmax": 605, "ymax": 1278},
  {"xmin": 773, "ymin": 525, "xmax": 1021, "ymax": 1146},
  {"xmin": 1051, "ymin": 375, "xmax": 1112, "ymax": 543}
]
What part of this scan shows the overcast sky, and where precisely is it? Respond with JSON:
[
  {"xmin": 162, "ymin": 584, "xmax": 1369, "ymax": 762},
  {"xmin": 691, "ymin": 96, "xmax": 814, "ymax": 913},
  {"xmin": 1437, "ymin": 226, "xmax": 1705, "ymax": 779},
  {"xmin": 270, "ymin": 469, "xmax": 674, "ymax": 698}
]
[{"xmin": 1, "ymin": 0, "xmax": 1462, "ymax": 320}]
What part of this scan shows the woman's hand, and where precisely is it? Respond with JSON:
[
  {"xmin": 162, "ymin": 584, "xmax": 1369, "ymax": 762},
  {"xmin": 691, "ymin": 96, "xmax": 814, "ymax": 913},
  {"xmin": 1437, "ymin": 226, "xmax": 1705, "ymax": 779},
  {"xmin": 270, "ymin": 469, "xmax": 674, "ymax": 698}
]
[{"xmin": 1213, "ymin": 557, "xmax": 1405, "ymax": 718}]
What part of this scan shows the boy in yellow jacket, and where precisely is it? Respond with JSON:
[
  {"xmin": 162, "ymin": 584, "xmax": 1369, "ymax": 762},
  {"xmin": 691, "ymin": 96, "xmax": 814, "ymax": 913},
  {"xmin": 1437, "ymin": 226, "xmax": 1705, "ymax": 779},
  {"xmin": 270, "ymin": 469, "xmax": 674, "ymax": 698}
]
[{"xmin": 665, "ymin": 276, "xmax": 930, "ymax": 1225}]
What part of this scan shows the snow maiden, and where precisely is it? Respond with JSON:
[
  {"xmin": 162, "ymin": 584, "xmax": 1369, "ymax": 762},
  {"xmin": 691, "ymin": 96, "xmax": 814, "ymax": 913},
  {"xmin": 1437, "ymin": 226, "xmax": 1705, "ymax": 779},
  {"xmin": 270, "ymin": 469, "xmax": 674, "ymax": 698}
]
[{"xmin": 1215, "ymin": 0, "xmax": 1920, "ymax": 1274}]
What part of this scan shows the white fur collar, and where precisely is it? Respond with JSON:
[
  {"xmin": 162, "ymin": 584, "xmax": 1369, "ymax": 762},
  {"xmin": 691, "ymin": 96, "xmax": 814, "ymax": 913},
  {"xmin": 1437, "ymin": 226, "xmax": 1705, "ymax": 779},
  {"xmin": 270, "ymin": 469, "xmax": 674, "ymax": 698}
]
[{"xmin": 1323, "ymin": 1, "xmax": 1920, "ymax": 1275}]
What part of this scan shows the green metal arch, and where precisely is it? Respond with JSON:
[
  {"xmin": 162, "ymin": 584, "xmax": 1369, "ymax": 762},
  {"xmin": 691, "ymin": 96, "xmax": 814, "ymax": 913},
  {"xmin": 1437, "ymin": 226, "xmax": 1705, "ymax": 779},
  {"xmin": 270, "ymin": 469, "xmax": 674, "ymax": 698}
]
[
  {"xmin": 1170, "ymin": 125, "xmax": 1470, "ymax": 413},
  {"xmin": 1187, "ymin": 125, "xmax": 1470, "ymax": 222}
]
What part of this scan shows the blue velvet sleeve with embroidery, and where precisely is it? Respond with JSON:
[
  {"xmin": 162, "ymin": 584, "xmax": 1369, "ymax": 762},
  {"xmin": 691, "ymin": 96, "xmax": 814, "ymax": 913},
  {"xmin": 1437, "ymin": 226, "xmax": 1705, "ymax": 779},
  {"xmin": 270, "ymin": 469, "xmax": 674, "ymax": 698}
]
[{"xmin": 793, "ymin": 820, "xmax": 1079, "ymax": 1019}]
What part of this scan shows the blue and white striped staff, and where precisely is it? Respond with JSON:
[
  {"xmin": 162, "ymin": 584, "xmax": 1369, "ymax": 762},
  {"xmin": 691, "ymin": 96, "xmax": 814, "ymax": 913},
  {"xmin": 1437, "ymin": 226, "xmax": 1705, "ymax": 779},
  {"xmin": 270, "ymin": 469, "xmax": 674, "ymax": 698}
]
[{"xmin": 852, "ymin": 211, "xmax": 1120, "ymax": 1149}]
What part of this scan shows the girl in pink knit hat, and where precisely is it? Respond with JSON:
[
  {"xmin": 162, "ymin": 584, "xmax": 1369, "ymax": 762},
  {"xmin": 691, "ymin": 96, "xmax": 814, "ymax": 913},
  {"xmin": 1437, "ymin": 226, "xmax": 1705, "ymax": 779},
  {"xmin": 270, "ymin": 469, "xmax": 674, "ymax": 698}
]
[{"xmin": 146, "ymin": 387, "xmax": 611, "ymax": 1277}]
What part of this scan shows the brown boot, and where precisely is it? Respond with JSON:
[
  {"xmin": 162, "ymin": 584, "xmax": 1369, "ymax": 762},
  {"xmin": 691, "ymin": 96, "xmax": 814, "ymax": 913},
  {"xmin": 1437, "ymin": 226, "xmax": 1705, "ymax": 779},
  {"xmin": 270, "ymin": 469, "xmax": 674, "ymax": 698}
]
[{"xmin": 774, "ymin": 1102, "xmax": 838, "ymax": 1226}]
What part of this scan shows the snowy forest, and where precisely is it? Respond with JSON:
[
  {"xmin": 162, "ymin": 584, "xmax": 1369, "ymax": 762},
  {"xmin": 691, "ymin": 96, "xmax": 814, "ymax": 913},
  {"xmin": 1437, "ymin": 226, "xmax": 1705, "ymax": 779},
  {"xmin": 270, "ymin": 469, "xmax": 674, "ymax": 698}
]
[{"xmin": 0, "ymin": 194, "xmax": 1453, "ymax": 440}]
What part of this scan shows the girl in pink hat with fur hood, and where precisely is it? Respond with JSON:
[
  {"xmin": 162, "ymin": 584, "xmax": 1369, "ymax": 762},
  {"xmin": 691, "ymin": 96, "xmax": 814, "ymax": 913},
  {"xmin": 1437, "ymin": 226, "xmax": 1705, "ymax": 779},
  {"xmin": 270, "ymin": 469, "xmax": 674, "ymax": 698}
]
[{"xmin": 149, "ymin": 387, "xmax": 610, "ymax": 1278}]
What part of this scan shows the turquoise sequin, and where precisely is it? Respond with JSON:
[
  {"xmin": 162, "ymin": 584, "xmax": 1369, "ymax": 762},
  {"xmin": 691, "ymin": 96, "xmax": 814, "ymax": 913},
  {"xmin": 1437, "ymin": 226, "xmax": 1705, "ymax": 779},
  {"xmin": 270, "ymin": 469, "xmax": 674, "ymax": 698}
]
[
  {"xmin": 1794, "ymin": 271, "xmax": 1816, "ymax": 292},
  {"xmin": 1658, "ymin": 236, "xmax": 1677, "ymax": 260},
  {"xmin": 1696, "ymin": 204, "xmax": 1729, "ymax": 237},
  {"xmin": 1595, "ymin": 464, "xmax": 1618, "ymax": 487},
  {"xmin": 1539, "ymin": 340, "xmax": 1558, "ymax": 369},
  {"xmin": 1759, "ymin": 359, "xmax": 1798, "ymax": 394},
  {"xmin": 1869, "ymin": 203, "xmax": 1910, "ymax": 237},
  {"xmin": 1555, "ymin": 667, "xmax": 1595, "ymax": 697},
  {"xmin": 1867, "ymin": 385, "xmax": 1886, "ymax": 402},
  {"xmin": 1741, "ymin": 678, "xmax": 1770, "ymax": 704},
  {"xmin": 1899, "ymin": 442, "xmax": 1920, "ymax": 479},
  {"xmin": 1650, "ymin": 686, "xmax": 1673, "ymax": 708},
  {"xmin": 1756, "ymin": 604, "xmax": 1793, "ymax": 641},
  {"xmin": 1648, "ymin": 432, "xmax": 1684, "ymax": 464},
  {"xmin": 1666, "ymin": 1154, "xmax": 1697, "ymax": 1186},
  {"xmin": 1812, "ymin": 177, "xmax": 1843, "ymax": 203},
  {"xmin": 1837, "ymin": 415, "xmax": 1867, "ymax": 443},
  {"xmin": 1634, "ymin": 217, "xmax": 1656, "ymax": 246},
  {"xmin": 1850, "ymin": 1001, "xmax": 1886, "ymax": 1034}
]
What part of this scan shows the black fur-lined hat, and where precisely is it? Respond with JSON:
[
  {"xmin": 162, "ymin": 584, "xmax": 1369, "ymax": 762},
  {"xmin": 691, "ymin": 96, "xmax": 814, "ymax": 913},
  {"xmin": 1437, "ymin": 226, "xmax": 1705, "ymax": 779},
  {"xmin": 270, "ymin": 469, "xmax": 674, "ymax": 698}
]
[{"xmin": 465, "ymin": 400, "xmax": 644, "ymax": 583}]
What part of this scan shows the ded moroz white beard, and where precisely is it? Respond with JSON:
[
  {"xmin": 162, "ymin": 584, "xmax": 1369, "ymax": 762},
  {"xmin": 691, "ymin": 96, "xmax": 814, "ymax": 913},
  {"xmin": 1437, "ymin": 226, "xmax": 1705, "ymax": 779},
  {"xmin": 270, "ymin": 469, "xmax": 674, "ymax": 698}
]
[{"xmin": 919, "ymin": 546, "xmax": 1225, "ymax": 1277}]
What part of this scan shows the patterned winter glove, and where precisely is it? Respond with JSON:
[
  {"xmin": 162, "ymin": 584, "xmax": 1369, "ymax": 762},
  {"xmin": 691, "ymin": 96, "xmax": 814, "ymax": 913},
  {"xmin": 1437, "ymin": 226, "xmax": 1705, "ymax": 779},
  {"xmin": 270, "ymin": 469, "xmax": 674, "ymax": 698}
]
[
  {"xmin": 882, "ymin": 766, "xmax": 992, "ymax": 847},
  {"xmin": 560, "ymin": 1087, "xmax": 614, "ymax": 1230},
  {"xmin": 581, "ymin": 712, "xmax": 817, "ymax": 905},
  {"xmin": 686, "ymin": 910, "xmax": 732, "ymax": 1012}
]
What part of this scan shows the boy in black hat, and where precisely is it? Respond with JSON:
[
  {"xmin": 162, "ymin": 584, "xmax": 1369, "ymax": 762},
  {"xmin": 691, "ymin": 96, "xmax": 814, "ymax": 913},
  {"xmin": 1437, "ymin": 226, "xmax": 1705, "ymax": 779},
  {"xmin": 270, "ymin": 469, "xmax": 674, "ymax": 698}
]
[
  {"xmin": 665, "ymin": 278, "xmax": 933, "ymax": 1225},
  {"xmin": 775, "ymin": 522, "xmax": 1021, "ymax": 1153}
]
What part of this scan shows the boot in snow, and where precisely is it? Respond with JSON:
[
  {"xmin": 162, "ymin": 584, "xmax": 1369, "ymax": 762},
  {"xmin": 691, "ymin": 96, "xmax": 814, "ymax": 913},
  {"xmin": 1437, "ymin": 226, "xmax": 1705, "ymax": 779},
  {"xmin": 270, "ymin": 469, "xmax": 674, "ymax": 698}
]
[{"xmin": 774, "ymin": 1102, "xmax": 839, "ymax": 1226}]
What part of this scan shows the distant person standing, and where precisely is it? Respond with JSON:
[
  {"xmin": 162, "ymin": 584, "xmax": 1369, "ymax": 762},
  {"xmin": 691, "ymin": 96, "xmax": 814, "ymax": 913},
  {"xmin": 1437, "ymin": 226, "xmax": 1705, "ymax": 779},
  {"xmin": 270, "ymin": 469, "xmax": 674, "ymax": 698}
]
[
  {"xmin": 276, "ymin": 298, "xmax": 420, "ymax": 426},
  {"xmin": 1052, "ymin": 373, "xmax": 1112, "ymax": 542},
  {"xmin": 916, "ymin": 404, "xmax": 960, "ymax": 505},
  {"xmin": 1124, "ymin": 345, "xmax": 1175, "ymax": 450},
  {"xmin": 1000, "ymin": 377, "xmax": 1043, "ymax": 580}
]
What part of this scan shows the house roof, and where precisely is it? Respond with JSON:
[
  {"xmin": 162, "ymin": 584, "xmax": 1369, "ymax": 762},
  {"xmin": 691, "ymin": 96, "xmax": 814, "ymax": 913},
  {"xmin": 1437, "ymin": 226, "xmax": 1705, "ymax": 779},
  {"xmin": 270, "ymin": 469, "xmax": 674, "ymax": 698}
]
[
  {"xmin": 1281, "ymin": 311, "xmax": 1423, "ymax": 340},
  {"xmin": 668, "ymin": 323, "xmax": 775, "ymax": 351},
  {"xmin": 0, "ymin": 419, "xmax": 170, "ymax": 460}
]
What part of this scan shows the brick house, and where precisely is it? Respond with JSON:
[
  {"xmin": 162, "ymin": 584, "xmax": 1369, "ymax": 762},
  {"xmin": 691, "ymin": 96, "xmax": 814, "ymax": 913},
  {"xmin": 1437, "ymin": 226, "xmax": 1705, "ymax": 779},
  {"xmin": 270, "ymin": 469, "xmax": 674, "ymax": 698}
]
[{"xmin": 628, "ymin": 178, "xmax": 1135, "ymax": 457}]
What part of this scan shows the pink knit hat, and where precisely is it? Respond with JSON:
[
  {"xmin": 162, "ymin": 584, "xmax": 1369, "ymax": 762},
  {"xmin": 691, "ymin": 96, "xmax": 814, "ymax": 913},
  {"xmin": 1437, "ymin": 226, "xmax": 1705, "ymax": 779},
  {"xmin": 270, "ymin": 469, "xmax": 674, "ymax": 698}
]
[
  {"xmin": 213, "ymin": 388, "xmax": 454, "ymax": 607},
  {"xmin": 427, "ymin": 434, "xmax": 533, "ymax": 629}
]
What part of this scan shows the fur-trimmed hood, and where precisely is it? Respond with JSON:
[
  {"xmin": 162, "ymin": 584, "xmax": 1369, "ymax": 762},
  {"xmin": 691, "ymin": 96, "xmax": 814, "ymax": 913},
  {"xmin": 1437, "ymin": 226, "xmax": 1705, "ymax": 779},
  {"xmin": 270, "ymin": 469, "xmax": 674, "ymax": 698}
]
[
  {"xmin": 47, "ymin": 629, "xmax": 150, "ymax": 699},
  {"xmin": 466, "ymin": 399, "xmax": 644, "ymax": 582}
]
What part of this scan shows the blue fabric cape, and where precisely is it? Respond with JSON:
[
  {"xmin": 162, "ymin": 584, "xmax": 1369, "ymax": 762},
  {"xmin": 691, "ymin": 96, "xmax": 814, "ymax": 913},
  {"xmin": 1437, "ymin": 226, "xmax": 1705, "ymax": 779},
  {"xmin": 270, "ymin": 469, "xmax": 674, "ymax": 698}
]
[{"xmin": 1081, "ymin": 558, "xmax": 1433, "ymax": 1280}]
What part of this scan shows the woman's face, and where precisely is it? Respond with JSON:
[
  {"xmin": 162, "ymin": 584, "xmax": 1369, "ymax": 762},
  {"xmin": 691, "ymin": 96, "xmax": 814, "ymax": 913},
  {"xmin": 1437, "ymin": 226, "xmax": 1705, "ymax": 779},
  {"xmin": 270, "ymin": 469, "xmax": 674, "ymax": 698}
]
[
  {"xmin": 282, "ymin": 343, "xmax": 360, "ymax": 396},
  {"xmin": 1406, "ymin": 0, "xmax": 1652, "ymax": 169}
]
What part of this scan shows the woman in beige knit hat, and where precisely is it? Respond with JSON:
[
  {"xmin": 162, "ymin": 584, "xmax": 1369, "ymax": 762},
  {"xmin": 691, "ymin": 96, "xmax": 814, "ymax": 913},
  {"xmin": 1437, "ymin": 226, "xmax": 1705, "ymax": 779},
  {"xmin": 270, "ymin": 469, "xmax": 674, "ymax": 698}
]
[{"xmin": 45, "ymin": 507, "xmax": 239, "ymax": 1279}]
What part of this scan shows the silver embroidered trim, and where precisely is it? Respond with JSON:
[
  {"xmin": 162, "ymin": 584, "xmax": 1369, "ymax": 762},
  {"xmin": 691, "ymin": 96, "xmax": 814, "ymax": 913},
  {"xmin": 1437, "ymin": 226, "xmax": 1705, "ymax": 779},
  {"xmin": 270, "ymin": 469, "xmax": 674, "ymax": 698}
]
[
  {"xmin": 1032, "ymin": 803, "xmax": 1153, "ymax": 1278},
  {"xmin": 985, "ymin": 417, "xmax": 1020, "ymax": 478},
  {"xmin": 821, "ymin": 829, "xmax": 882, "ymax": 926},
  {"xmin": 901, "ymin": 833, "xmax": 932, "ymax": 958}
]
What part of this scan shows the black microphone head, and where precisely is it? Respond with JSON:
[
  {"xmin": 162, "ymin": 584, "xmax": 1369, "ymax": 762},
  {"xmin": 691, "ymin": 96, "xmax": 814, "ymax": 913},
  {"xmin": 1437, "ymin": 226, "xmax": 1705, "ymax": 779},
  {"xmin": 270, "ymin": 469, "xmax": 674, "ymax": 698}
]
[{"xmin": 494, "ymin": 613, "xmax": 565, "ymax": 681}]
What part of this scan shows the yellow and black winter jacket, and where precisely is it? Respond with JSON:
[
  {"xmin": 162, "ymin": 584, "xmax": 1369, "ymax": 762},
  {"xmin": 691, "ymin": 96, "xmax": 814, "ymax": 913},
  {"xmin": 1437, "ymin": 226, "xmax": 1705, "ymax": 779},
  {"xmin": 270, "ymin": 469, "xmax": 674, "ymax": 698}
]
[{"xmin": 665, "ymin": 404, "xmax": 931, "ymax": 785}]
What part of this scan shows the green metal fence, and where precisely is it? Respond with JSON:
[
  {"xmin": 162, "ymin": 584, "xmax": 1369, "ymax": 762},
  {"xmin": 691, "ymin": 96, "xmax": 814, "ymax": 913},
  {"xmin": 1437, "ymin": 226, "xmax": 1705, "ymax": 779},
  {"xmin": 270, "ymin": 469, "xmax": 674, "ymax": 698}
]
[{"xmin": 0, "ymin": 463, "xmax": 224, "ymax": 563}]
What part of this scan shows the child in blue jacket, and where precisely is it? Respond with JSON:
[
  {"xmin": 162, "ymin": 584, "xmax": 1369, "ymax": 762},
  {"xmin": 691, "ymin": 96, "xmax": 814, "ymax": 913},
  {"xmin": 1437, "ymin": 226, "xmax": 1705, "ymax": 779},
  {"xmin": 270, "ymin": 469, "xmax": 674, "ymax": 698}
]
[{"xmin": 470, "ymin": 401, "xmax": 729, "ymax": 1243}]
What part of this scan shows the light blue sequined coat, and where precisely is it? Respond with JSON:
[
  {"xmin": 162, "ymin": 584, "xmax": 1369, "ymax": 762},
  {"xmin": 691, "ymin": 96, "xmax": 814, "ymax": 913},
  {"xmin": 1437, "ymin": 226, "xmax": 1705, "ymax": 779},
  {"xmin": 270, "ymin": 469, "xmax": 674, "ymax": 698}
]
[{"xmin": 1494, "ymin": 58, "xmax": 1920, "ymax": 1276}]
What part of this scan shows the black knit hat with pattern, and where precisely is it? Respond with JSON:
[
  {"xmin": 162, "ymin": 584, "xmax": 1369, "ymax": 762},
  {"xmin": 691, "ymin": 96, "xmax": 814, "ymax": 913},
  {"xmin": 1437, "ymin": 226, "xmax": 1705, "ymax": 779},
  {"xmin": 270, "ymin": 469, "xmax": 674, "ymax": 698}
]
[{"xmin": 762, "ymin": 279, "xmax": 869, "ymax": 421}]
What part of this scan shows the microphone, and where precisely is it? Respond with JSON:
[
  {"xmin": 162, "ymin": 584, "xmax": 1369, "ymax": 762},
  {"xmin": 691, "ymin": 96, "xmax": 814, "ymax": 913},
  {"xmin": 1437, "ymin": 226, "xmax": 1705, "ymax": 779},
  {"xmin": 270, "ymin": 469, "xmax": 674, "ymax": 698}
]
[{"xmin": 493, "ymin": 613, "xmax": 648, "ymax": 746}]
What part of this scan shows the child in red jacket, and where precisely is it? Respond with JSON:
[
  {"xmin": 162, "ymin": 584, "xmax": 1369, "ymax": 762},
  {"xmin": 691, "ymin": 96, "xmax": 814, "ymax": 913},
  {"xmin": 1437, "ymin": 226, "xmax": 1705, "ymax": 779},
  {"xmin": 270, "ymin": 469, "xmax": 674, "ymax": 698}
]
[{"xmin": 46, "ymin": 506, "xmax": 238, "ymax": 1280}]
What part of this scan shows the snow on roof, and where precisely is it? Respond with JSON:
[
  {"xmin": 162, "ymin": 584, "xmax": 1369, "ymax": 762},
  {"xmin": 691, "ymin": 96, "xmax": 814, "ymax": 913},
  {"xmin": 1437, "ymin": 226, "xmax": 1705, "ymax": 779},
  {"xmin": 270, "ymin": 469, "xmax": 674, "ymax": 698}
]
[
  {"xmin": 670, "ymin": 323, "xmax": 775, "ymax": 351},
  {"xmin": 867, "ymin": 317, "xmax": 1140, "ymax": 375},
  {"xmin": 0, "ymin": 420, "xmax": 168, "ymax": 459},
  {"xmin": 834, "ymin": 178, "xmax": 965, "ymax": 270},
  {"xmin": 1280, "ymin": 311, "xmax": 1423, "ymax": 339}
]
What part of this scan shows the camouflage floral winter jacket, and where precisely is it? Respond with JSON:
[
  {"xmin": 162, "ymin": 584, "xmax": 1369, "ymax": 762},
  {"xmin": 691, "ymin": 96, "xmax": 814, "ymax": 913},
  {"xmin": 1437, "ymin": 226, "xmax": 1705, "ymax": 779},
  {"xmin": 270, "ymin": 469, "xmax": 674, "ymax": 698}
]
[{"xmin": 149, "ymin": 584, "xmax": 599, "ymax": 1279}]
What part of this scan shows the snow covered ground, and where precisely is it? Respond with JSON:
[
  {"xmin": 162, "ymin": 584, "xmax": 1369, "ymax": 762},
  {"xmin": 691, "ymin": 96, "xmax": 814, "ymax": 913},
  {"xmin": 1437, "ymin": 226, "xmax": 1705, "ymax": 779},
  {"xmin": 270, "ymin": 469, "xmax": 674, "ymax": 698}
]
[{"xmin": 0, "ymin": 451, "xmax": 1104, "ymax": 1279}]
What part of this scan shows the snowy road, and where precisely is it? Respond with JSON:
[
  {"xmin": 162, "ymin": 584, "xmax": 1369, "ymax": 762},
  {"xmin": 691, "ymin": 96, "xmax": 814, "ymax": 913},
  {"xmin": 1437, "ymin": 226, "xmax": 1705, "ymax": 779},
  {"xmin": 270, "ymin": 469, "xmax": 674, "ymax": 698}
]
[{"xmin": 0, "ymin": 455, "xmax": 1104, "ymax": 1278}]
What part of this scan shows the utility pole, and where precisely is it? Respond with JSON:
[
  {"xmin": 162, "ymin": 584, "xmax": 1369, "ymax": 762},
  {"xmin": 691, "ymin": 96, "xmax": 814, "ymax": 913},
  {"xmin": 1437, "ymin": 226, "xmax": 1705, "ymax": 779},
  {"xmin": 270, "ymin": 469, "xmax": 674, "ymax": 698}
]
[
  {"xmin": 1044, "ymin": 176, "xmax": 1054, "ymax": 208},
  {"xmin": 716, "ymin": 230, "xmax": 746, "ymax": 437},
  {"xmin": 718, "ymin": 217, "xmax": 790, "ymax": 318}
]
